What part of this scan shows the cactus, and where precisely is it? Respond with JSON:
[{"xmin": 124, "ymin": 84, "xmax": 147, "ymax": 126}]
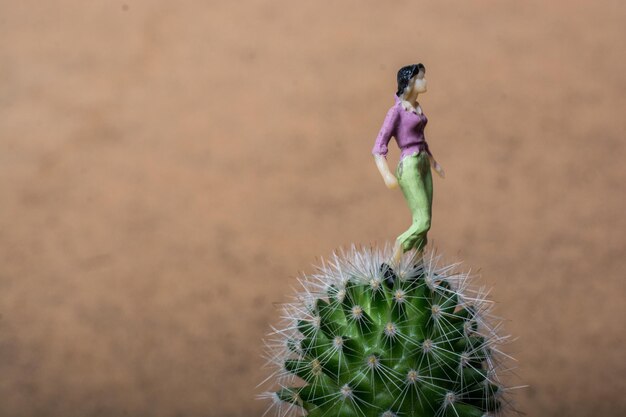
[{"xmin": 259, "ymin": 246, "xmax": 518, "ymax": 417}]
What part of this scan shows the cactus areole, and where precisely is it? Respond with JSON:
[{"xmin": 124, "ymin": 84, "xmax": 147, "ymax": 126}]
[{"xmin": 259, "ymin": 248, "xmax": 513, "ymax": 417}]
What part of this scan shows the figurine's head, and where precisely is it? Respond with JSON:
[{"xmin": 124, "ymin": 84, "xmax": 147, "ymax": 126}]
[{"xmin": 396, "ymin": 63, "xmax": 427, "ymax": 97}]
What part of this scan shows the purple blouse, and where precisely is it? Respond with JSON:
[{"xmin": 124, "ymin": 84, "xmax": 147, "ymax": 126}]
[{"xmin": 372, "ymin": 96, "xmax": 433, "ymax": 160}]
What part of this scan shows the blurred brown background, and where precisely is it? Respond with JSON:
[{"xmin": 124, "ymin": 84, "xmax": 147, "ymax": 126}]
[{"xmin": 1, "ymin": 0, "xmax": 625, "ymax": 416}]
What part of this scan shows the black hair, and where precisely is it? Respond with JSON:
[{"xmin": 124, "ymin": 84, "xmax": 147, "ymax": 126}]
[{"xmin": 396, "ymin": 63, "xmax": 425, "ymax": 97}]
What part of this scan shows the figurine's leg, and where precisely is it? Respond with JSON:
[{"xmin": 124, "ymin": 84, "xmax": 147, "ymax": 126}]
[{"xmin": 396, "ymin": 152, "xmax": 433, "ymax": 254}]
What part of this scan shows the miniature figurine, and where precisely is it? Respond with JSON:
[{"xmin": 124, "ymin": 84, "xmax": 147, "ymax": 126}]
[{"xmin": 372, "ymin": 63, "xmax": 445, "ymax": 263}]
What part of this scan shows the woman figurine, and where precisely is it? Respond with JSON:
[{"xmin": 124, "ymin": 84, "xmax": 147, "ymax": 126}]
[{"xmin": 372, "ymin": 63, "xmax": 445, "ymax": 263}]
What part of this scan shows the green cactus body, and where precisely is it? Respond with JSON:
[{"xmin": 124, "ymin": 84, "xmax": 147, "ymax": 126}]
[{"xmin": 260, "ymin": 247, "xmax": 515, "ymax": 417}]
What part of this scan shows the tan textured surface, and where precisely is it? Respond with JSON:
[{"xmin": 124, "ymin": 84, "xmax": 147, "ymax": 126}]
[{"xmin": 1, "ymin": 1, "xmax": 625, "ymax": 416}]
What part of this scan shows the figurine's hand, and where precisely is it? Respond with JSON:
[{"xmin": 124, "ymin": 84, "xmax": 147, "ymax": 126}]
[
  {"xmin": 384, "ymin": 175, "xmax": 399, "ymax": 189},
  {"xmin": 374, "ymin": 154, "xmax": 399, "ymax": 189},
  {"xmin": 433, "ymin": 162, "xmax": 445, "ymax": 179},
  {"xmin": 428, "ymin": 155, "xmax": 445, "ymax": 179}
]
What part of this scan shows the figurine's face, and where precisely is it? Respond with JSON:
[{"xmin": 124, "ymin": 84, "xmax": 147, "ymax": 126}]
[{"xmin": 407, "ymin": 69, "xmax": 427, "ymax": 95}]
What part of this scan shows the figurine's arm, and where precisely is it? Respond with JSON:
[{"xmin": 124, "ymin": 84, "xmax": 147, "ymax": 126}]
[
  {"xmin": 372, "ymin": 106, "xmax": 399, "ymax": 189},
  {"xmin": 423, "ymin": 141, "xmax": 445, "ymax": 179},
  {"xmin": 374, "ymin": 154, "xmax": 399, "ymax": 189}
]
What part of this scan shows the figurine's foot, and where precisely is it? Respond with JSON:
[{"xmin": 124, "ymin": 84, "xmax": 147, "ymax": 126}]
[{"xmin": 396, "ymin": 223, "xmax": 429, "ymax": 254}]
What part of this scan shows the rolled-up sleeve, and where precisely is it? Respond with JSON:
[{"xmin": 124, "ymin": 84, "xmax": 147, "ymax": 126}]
[{"xmin": 372, "ymin": 105, "xmax": 398, "ymax": 157}]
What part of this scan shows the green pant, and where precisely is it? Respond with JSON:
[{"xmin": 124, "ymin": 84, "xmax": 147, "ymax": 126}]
[{"xmin": 395, "ymin": 152, "xmax": 433, "ymax": 253}]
